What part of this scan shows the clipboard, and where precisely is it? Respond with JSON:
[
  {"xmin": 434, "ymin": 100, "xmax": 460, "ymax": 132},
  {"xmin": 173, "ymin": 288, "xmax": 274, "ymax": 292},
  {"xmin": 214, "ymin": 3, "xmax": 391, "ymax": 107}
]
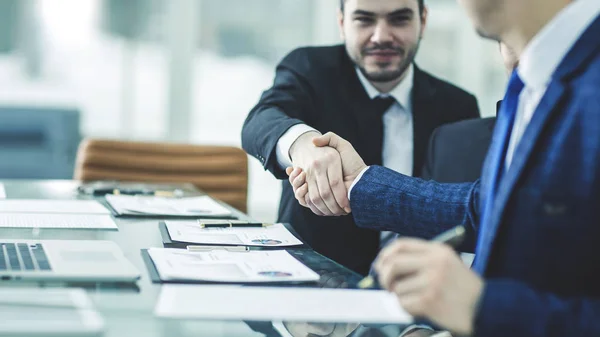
[
  {"xmin": 154, "ymin": 222, "xmax": 362, "ymax": 288},
  {"xmin": 142, "ymin": 247, "xmax": 362, "ymax": 288},
  {"xmin": 103, "ymin": 202, "xmax": 239, "ymax": 220},
  {"xmin": 140, "ymin": 249, "xmax": 318, "ymax": 287},
  {"xmin": 158, "ymin": 221, "xmax": 311, "ymax": 250}
]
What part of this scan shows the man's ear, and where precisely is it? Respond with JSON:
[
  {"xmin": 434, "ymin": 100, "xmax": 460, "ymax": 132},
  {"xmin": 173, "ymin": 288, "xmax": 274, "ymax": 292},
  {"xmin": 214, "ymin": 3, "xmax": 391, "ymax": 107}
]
[
  {"xmin": 419, "ymin": 6, "xmax": 428, "ymax": 39},
  {"xmin": 337, "ymin": 9, "xmax": 346, "ymax": 40}
]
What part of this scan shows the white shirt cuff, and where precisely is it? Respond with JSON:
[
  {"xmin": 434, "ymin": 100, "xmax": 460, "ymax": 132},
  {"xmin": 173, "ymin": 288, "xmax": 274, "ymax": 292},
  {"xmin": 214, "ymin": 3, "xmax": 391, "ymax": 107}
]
[
  {"xmin": 275, "ymin": 124, "xmax": 320, "ymax": 169},
  {"xmin": 347, "ymin": 166, "xmax": 371, "ymax": 200}
]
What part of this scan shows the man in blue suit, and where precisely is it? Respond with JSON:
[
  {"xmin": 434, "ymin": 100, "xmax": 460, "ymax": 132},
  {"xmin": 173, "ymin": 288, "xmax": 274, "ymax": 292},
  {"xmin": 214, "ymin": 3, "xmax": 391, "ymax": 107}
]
[{"xmin": 286, "ymin": 0, "xmax": 600, "ymax": 335}]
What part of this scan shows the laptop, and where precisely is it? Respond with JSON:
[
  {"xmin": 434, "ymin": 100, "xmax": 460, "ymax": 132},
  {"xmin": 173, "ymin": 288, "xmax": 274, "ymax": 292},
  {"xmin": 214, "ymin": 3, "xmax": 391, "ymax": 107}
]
[{"xmin": 0, "ymin": 240, "xmax": 140, "ymax": 282}]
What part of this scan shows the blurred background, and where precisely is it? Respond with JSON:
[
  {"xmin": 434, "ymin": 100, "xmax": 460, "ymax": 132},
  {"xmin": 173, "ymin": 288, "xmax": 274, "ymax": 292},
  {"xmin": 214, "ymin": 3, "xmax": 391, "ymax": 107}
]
[{"xmin": 0, "ymin": 0, "xmax": 507, "ymax": 222}]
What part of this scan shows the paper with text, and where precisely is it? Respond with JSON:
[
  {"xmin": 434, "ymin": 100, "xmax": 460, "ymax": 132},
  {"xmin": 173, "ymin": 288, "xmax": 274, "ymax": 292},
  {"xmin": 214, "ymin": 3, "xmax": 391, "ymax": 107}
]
[
  {"xmin": 155, "ymin": 284, "xmax": 413, "ymax": 324},
  {"xmin": 0, "ymin": 200, "xmax": 110, "ymax": 215},
  {"xmin": 165, "ymin": 221, "xmax": 303, "ymax": 247},
  {"xmin": 106, "ymin": 195, "xmax": 233, "ymax": 217},
  {"xmin": 148, "ymin": 248, "xmax": 319, "ymax": 283},
  {"xmin": 0, "ymin": 214, "xmax": 118, "ymax": 229}
]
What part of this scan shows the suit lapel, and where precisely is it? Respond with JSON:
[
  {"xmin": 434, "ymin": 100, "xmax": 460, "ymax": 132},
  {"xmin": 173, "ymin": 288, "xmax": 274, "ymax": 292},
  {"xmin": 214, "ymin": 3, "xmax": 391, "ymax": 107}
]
[
  {"xmin": 477, "ymin": 81, "xmax": 567, "ymax": 271},
  {"xmin": 477, "ymin": 15, "xmax": 600, "ymax": 272},
  {"xmin": 411, "ymin": 66, "xmax": 437, "ymax": 176}
]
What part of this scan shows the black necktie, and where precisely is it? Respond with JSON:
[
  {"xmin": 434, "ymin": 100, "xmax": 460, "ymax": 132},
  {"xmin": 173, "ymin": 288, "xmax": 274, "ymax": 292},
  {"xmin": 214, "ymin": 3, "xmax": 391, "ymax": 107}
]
[
  {"xmin": 372, "ymin": 96, "xmax": 396, "ymax": 116},
  {"xmin": 368, "ymin": 96, "xmax": 396, "ymax": 165}
]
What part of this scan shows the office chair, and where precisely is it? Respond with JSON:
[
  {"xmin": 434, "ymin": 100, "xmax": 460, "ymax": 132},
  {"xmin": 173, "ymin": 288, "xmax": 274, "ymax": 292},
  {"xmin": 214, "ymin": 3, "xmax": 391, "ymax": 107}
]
[
  {"xmin": 0, "ymin": 106, "xmax": 80, "ymax": 179},
  {"xmin": 74, "ymin": 139, "xmax": 249, "ymax": 212}
]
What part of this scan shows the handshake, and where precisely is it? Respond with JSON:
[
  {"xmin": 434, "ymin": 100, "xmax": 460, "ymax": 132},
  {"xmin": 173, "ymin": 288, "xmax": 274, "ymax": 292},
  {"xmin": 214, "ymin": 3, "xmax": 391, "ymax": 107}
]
[{"xmin": 285, "ymin": 131, "xmax": 367, "ymax": 217}]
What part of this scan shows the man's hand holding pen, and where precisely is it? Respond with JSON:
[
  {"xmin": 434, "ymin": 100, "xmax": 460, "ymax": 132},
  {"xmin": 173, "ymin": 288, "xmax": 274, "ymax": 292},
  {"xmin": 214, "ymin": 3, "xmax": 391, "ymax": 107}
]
[
  {"xmin": 374, "ymin": 238, "xmax": 483, "ymax": 336},
  {"xmin": 285, "ymin": 132, "xmax": 484, "ymax": 336}
]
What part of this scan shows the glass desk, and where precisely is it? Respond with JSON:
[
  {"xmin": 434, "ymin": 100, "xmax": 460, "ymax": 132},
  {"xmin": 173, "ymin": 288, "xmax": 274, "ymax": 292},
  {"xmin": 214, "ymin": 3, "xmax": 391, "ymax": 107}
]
[{"xmin": 0, "ymin": 180, "xmax": 408, "ymax": 337}]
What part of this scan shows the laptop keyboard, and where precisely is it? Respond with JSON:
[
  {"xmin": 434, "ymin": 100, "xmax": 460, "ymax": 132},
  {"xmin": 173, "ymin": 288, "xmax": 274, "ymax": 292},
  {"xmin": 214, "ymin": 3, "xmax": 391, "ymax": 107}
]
[{"xmin": 0, "ymin": 243, "xmax": 52, "ymax": 271}]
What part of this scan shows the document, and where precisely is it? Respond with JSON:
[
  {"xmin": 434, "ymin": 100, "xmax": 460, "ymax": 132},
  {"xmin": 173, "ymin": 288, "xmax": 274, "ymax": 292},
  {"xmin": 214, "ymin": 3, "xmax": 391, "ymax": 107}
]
[
  {"xmin": 106, "ymin": 194, "xmax": 233, "ymax": 217},
  {"xmin": 0, "ymin": 200, "xmax": 110, "ymax": 214},
  {"xmin": 0, "ymin": 288, "xmax": 104, "ymax": 336},
  {"xmin": 0, "ymin": 214, "xmax": 118, "ymax": 229},
  {"xmin": 165, "ymin": 221, "xmax": 303, "ymax": 247},
  {"xmin": 155, "ymin": 284, "xmax": 413, "ymax": 324},
  {"xmin": 148, "ymin": 248, "xmax": 320, "ymax": 283}
]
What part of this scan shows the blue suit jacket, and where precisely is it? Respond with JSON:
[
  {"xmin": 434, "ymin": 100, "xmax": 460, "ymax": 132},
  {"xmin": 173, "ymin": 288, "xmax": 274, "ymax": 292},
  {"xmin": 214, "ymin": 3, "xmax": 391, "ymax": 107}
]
[{"xmin": 350, "ymin": 16, "xmax": 600, "ymax": 337}]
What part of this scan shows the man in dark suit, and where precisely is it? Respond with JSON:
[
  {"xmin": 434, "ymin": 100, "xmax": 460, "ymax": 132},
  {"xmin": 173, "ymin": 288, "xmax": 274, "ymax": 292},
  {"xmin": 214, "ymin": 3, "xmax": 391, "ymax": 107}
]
[
  {"xmin": 288, "ymin": 0, "xmax": 600, "ymax": 335},
  {"xmin": 241, "ymin": 0, "xmax": 480, "ymax": 275}
]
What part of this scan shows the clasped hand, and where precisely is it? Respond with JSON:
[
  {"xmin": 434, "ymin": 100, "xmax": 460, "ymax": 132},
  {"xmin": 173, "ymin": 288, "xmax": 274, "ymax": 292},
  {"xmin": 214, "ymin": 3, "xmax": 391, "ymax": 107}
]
[
  {"xmin": 286, "ymin": 132, "xmax": 367, "ymax": 216},
  {"xmin": 285, "ymin": 132, "xmax": 483, "ymax": 336}
]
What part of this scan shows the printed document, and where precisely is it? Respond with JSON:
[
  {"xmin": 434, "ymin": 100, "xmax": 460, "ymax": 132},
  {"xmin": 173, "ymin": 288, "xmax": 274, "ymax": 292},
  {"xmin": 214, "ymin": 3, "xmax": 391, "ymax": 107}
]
[
  {"xmin": 0, "ymin": 200, "xmax": 110, "ymax": 214},
  {"xmin": 148, "ymin": 248, "xmax": 319, "ymax": 283},
  {"xmin": 155, "ymin": 284, "xmax": 413, "ymax": 324},
  {"xmin": 106, "ymin": 195, "xmax": 233, "ymax": 217},
  {"xmin": 0, "ymin": 213, "xmax": 118, "ymax": 229},
  {"xmin": 165, "ymin": 221, "xmax": 303, "ymax": 247}
]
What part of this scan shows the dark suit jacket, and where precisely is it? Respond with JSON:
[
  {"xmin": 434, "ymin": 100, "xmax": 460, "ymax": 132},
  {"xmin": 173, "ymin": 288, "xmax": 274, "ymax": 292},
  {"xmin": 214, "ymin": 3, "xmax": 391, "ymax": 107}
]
[
  {"xmin": 350, "ymin": 16, "xmax": 600, "ymax": 336},
  {"xmin": 422, "ymin": 117, "xmax": 496, "ymax": 183},
  {"xmin": 241, "ymin": 45, "xmax": 480, "ymax": 275}
]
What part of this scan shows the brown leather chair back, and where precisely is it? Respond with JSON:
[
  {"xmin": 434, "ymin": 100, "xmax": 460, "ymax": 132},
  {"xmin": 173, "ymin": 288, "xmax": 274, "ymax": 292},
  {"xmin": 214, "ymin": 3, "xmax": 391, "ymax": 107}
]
[{"xmin": 74, "ymin": 139, "xmax": 248, "ymax": 212}]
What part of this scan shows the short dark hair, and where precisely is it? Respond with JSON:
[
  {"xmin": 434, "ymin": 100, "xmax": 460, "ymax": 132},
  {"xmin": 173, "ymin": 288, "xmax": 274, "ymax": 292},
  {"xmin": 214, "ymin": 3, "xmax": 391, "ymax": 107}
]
[{"xmin": 340, "ymin": 0, "xmax": 425, "ymax": 15}]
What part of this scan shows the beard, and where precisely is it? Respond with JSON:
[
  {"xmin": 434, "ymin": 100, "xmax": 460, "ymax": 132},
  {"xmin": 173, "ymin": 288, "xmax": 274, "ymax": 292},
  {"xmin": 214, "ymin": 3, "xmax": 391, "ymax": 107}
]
[{"xmin": 355, "ymin": 40, "xmax": 420, "ymax": 83}]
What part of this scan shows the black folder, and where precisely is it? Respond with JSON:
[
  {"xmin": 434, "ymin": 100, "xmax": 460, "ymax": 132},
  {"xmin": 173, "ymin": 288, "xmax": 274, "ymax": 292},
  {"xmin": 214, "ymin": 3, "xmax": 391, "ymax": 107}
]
[{"xmin": 158, "ymin": 221, "xmax": 310, "ymax": 250}]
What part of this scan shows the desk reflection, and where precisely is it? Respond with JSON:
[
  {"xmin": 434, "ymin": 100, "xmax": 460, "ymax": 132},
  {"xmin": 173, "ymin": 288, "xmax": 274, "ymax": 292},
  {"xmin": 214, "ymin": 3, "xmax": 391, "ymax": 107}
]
[
  {"xmin": 277, "ymin": 269, "xmax": 401, "ymax": 337},
  {"xmin": 283, "ymin": 322, "xmax": 360, "ymax": 337}
]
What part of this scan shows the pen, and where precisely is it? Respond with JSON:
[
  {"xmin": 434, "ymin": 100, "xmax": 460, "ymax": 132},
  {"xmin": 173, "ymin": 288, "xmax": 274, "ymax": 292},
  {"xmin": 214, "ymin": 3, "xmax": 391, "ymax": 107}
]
[
  {"xmin": 197, "ymin": 221, "xmax": 273, "ymax": 228},
  {"xmin": 111, "ymin": 189, "xmax": 184, "ymax": 197},
  {"xmin": 357, "ymin": 225, "xmax": 467, "ymax": 289}
]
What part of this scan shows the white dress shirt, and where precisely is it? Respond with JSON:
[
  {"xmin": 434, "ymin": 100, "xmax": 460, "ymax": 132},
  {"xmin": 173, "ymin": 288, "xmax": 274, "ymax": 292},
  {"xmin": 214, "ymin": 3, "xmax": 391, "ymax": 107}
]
[
  {"xmin": 505, "ymin": 0, "xmax": 600, "ymax": 169},
  {"xmin": 275, "ymin": 66, "xmax": 415, "ymax": 178}
]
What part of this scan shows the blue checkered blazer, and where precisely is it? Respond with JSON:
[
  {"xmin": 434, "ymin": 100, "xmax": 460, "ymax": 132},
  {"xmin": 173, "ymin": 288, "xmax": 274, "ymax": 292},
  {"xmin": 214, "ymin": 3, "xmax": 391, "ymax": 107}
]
[{"xmin": 350, "ymin": 16, "xmax": 600, "ymax": 337}]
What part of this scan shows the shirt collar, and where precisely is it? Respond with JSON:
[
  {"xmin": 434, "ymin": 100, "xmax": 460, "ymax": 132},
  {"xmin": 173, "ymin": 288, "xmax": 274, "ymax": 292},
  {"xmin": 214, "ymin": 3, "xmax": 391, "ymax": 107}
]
[
  {"xmin": 356, "ymin": 64, "xmax": 414, "ymax": 111},
  {"xmin": 518, "ymin": 0, "xmax": 600, "ymax": 90}
]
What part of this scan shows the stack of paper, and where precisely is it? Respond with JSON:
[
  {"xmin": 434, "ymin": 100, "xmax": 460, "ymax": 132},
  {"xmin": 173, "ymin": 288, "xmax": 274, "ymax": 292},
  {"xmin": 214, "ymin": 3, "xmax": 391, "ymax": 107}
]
[
  {"xmin": 0, "ymin": 200, "xmax": 110, "ymax": 215},
  {"xmin": 106, "ymin": 195, "xmax": 233, "ymax": 218},
  {"xmin": 155, "ymin": 284, "xmax": 413, "ymax": 324},
  {"xmin": 165, "ymin": 221, "xmax": 303, "ymax": 247},
  {"xmin": 0, "ymin": 200, "xmax": 117, "ymax": 229},
  {"xmin": 148, "ymin": 248, "xmax": 320, "ymax": 283}
]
